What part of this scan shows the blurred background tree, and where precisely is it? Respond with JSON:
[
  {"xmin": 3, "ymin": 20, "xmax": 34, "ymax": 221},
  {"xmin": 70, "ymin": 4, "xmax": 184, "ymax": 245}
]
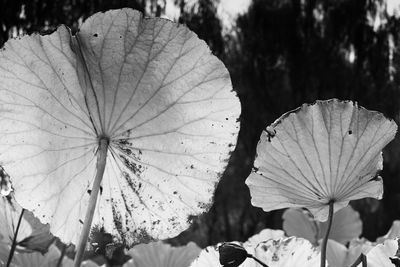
[
  {"xmin": 1, "ymin": 0, "xmax": 400, "ymax": 259},
  {"xmin": 173, "ymin": 0, "xmax": 400, "ymax": 247}
]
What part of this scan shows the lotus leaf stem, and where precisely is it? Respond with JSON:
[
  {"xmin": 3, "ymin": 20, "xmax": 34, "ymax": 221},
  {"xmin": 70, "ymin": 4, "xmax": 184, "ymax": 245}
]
[{"xmin": 74, "ymin": 138, "xmax": 109, "ymax": 267}]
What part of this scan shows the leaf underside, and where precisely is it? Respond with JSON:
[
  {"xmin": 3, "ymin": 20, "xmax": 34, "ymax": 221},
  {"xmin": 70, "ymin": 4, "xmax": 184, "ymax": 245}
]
[
  {"xmin": 246, "ymin": 99, "xmax": 397, "ymax": 221},
  {"xmin": 0, "ymin": 9, "xmax": 240, "ymax": 246}
]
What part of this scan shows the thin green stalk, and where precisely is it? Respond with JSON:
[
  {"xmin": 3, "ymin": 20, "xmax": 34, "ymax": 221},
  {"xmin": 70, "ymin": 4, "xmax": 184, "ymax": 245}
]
[
  {"xmin": 56, "ymin": 243, "xmax": 66, "ymax": 267},
  {"xmin": 7, "ymin": 208, "xmax": 25, "ymax": 267},
  {"xmin": 350, "ymin": 253, "xmax": 367, "ymax": 267},
  {"xmin": 74, "ymin": 138, "xmax": 109, "ymax": 267},
  {"xmin": 248, "ymin": 254, "xmax": 269, "ymax": 267},
  {"xmin": 320, "ymin": 200, "xmax": 334, "ymax": 267}
]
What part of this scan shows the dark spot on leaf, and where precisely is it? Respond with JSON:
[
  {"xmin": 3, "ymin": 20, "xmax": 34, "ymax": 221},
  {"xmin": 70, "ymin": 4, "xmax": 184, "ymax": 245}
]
[
  {"xmin": 79, "ymin": 219, "xmax": 83, "ymax": 224},
  {"xmin": 187, "ymin": 215, "xmax": 196, "ymax": 224},
  {"xmin": 253, "ymin": 167, "xmax": 259, "ymax": 172},
  {"xmin": 93, "ymin": 33, "xmax": 98, "ymax": 37},
  {"xmin": 348, "ymin": 130, "xmax": 352, "ymax": 134},
  {"xmin": 120, "ymin": 154, "xmax": 144, "ymax": 176},
  {"xmin": 272, "ymin": 253, "xmax": 279, "ymax": 261},
  {"xmin": 190, "ymin": 164, "xmax": 194, "ymax": 169},
  {"xmin": 87, "ymin": 190, "xmax": 92, "ymax": 195},
  {"xmin": 130, "ymin": 228, "xmax": 154, "ymax": 245},
  {"xmin": 173, "ymin": 191, "xmax": 178, "ymax": 194},
  {"xmin": 100, "ymin": 186, "xmax": 103, "ymax": 195},
  {"xmin": 118, "ymin": 139, "xmax": 130, "ymax": 146},
  {"xmin": 111, "ymin": 202, "xmax": 124, "ymax": 239},
  {"xmin": 0, "ymin": 167, "xmax": 12, "ymax": 196},
  {"xmin": 198, "ymin": 201, "xmax": 212, "ymax": 210}
]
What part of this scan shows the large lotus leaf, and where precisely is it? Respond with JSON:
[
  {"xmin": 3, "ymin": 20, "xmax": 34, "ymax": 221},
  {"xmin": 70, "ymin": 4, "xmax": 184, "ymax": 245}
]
[
  {"xmin": 246, "ymin": 99, "xmax": 397, "ymax": 221},
  {"xmin": 124, "ymin": 241, "xmax": 201, "ymax": 267},
  {"xmin": 0, "ymin": 8, "xmax": 240, "ymax": 246},
  {"xmin": 0, "ymin": 196, "xmax": 54, "ymax": 253},
  {"xmin": 283, "ymin": 206, "xmax": 362, "ymax": 245}
]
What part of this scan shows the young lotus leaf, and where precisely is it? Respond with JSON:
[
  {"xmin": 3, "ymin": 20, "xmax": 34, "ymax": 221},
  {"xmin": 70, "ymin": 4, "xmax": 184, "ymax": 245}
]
[
  {"xmin": 123, "ymin": 241, "xmax": 201, "ymax": 267},
  {"xmin": 0, "ymin": 196, "xmax": 54, "ymax": 253},
  {"xmin": 246, "ymin": 99, "xmax": 397, "ymax": 221},
  {"xmin": 0, "ymin": 8, "xmax": 240, "ymax": 246},
  {"xmin": 283, "ymin": 206, "xmax": 362, "ymax": 245}
]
